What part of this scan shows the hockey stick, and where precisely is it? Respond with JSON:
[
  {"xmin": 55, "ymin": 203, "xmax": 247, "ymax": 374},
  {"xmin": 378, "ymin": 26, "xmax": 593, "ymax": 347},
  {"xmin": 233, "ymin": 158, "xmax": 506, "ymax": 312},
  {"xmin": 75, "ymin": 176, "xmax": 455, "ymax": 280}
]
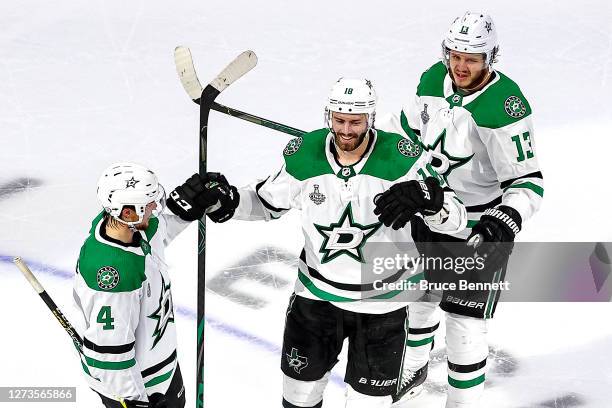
[
  {"xmin": 176, "ymin": 47, "xmax": 259, "ymax": 408},
  {"xmin": 13, "ymin": 257, "xmax": 146, "ymax": 408},
  {"xmin": 13, "ymin": 257, "xmax": 84, "ymax": 353},
  {"xmin": 174, "ymin": 46, "xmax": 306, "ymax": 138}
]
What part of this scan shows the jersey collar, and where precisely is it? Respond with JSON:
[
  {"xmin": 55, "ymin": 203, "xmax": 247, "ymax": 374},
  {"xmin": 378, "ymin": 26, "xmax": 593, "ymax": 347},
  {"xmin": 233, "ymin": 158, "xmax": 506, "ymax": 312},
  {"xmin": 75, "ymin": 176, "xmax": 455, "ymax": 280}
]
[
  {"xmin": 444, "ymin": 70, "xmax": 501, "ymax": 106},
  {"xmin": 325, "ymin": 129, "xmax": 378, "ymax": 180}
]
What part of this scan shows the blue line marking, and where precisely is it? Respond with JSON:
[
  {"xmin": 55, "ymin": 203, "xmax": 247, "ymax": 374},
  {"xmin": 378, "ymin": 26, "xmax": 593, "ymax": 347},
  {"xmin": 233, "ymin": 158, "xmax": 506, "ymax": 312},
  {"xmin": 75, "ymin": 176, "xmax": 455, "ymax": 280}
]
[{"xmin": 1, "ymin": 255, "xmax": 346, "ymax": 387}]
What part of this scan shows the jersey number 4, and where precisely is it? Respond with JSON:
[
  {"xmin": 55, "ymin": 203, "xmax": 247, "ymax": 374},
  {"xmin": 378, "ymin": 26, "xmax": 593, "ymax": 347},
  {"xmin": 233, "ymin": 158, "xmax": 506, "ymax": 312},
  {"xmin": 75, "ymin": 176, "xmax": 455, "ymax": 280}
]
[
  {"xmin": 97, "ymin": 306, "xmax": 115, "ymax": 330},
  {"xmin": 511, "ymin": 132, "xmax": 534, "ymax": 162}
]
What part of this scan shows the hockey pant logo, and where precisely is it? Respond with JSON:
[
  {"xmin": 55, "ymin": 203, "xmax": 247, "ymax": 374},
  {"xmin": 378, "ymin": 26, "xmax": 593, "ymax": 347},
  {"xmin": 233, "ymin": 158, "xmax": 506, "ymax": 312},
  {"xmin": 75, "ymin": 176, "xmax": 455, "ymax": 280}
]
[
  {"xmin": 286, "ymin": 347, "xmax": 309, "ymax": 374},
  {"xmin": 358, "ymin": 377, "xmax": 398, "ymax": 387}
]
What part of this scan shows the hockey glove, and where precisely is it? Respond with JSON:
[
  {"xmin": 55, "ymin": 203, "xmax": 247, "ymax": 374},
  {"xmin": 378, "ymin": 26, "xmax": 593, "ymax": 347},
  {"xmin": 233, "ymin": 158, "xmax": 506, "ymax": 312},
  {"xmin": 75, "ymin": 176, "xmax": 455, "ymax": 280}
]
[
  {"xmin": 467, "ymin": 205, "xmax": 522, "ymax": 271},
  {"xmin": 374, "ymin": 177, "xmax": 444, "ymax": 230},
  {"xmin": 167, "ymin": 173, "xmax": 239, "ymax": 223},
  {"xmin": 119, "ymin": 394, "xmax": 166, "ymax": 408}
]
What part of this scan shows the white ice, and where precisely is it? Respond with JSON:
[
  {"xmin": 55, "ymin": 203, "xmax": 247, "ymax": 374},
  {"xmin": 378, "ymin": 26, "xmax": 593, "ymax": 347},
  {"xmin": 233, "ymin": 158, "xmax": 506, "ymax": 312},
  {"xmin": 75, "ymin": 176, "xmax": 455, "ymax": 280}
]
[{"xmin": 1, "ymin": 0, "xmax": 612, "ymax": 407}]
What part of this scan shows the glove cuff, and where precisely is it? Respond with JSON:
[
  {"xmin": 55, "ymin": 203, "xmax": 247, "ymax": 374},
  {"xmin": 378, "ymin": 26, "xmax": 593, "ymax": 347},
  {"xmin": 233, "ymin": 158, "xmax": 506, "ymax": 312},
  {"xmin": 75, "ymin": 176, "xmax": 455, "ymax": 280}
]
[{"xmin": 483, "ymin": 205, "xmax": 522, "ymax": 235}]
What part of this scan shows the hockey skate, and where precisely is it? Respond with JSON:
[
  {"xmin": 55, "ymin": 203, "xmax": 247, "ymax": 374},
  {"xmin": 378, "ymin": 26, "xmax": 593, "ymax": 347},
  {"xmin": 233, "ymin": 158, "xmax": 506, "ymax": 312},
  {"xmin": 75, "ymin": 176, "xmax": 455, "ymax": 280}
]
[{"xmin": 392, "ymin": 363, "xmax": 428, "ymax": 404}]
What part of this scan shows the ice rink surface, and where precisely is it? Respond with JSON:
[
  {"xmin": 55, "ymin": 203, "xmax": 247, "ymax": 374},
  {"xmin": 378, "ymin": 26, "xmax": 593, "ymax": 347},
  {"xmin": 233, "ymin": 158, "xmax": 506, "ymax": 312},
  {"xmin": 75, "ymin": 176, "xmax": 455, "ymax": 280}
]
[{"xmin": 1, "ymin": 0, "xmax": 612, "ymax": 406}]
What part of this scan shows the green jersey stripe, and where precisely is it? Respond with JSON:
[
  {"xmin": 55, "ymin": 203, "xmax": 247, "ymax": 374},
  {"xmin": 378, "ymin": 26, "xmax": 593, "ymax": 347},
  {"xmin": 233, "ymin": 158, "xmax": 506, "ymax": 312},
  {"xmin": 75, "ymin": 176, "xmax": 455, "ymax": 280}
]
[
  {"xmin": 298, "ymin": 270, "xmax": 424, "ymax": 302},
  {"xmin": 85, "ymin": 356, "xmax": 136, "ymax": 370},
  {"xmin": 503, "ymin": 181, "xmax": 543, "ymax": 197},
  {"xmin": 144, "ymin": 368, "xmax": 174, "ymax": 388}
]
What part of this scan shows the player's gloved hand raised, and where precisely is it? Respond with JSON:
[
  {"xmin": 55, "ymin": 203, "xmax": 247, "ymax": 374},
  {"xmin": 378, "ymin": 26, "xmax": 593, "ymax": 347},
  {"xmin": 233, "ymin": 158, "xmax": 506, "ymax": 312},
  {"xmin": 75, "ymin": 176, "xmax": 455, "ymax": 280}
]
[
  {"xmin": 167, "ymin": 172, "xmax": 239, "ymax": 223},
  {"xmin": 373, "ymin": 177, "xmax": 444, "ymax": 230},
  {"xmin": 467, "ymin": 205, "xmax": 522, "ymax": 271}
]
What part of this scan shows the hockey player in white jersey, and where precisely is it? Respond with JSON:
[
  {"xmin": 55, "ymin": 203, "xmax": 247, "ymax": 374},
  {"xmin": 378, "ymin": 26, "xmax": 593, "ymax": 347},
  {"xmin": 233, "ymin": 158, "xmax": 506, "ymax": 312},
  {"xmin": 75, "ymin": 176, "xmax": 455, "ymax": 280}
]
[
  {"xmin": 379, "ymin": 12, "xmax": 544, "ymax": 407},
  {"xmin": 74, "ymin": 163, "xmax": 238, "ymax": 407},
  {"xmin": 227, "ymin": 78, "xmax": 467, "ymax": 407}
]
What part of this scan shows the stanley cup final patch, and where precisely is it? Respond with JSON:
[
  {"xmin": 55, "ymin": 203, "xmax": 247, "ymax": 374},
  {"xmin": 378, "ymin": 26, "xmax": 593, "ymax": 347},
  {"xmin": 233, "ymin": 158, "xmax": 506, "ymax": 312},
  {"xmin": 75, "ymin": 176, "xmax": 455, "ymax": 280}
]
[
  {"xmin": 97, "ymin": 266, "xmax": 120, "ymax": 290},
  {"xmin": 309, "ymin": 184, "xmax": 326, "ymax": 205},
  {"xmin": 504, "ymin": 96, "xmax": 527, "ymax": 118}
]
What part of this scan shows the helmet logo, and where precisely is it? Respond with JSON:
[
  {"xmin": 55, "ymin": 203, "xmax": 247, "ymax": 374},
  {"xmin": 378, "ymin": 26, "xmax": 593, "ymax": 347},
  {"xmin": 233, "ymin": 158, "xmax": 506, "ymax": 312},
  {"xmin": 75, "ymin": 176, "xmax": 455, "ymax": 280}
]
[
  {"xmin": 365, "ymin": 79, "xmax": 373, "ymax": 89},
  {"xmin": 460, "ymin": 26, "xmax": 469, "ymax": 34},
  {"xmin": 125, "ymin": 177, "xmax": 140, "ymax": 188},
  {"xmin": 485, "ymin": 21, "xmax": 492, "ymax": 33}
]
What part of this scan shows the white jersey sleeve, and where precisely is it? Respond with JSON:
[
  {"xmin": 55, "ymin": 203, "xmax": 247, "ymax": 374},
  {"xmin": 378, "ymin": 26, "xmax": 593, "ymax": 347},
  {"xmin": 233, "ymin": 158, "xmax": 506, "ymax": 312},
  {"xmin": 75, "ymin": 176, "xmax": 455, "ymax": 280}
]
[
  {"xmin": 233, "ymin": 164, "xmax": 301, "ymax": 221},
  {"xmin": 476, "ymin": 115, "xmax": 542, "ymax": 224}
]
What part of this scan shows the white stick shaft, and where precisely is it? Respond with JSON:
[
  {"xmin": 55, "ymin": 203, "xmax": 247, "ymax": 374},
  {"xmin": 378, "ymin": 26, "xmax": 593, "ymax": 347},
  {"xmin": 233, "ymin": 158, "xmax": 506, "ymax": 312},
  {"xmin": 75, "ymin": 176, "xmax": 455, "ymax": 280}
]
[{"xmin": 13, "ymin": 257, "xmax": 45, "ymax": 294}]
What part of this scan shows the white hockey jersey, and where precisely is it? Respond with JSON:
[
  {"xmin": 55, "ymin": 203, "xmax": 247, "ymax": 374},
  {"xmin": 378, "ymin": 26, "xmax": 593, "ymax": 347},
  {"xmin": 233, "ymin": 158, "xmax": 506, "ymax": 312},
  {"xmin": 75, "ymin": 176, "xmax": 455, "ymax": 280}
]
[
  {"xmin": 73, "ymin": 211, "xmax": 189, "ymax": 402},
  {"xmin": 233, "ymin": 128, "xmax": 467, "ymax": 314},
  {"xmin": 380, "ymin": 62, "xmax": 543, "ymax": 238}
]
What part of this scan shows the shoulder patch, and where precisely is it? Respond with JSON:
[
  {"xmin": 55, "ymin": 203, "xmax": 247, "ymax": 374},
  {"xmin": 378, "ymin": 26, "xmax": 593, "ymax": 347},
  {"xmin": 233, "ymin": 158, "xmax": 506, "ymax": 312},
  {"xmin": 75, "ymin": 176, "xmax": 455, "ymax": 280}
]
[
  {"xmin": 463, "ymin": 71, "xmax": 532, "ymax": 129},
  {"xmin": 283, "ymin": 137, "xmax": 303, "ymax": 156},
  {"xmin": 360, "ymin": 130, "xmax": 422, "ymax": 181},
  {"xmin": 96, "ymin": 266, "xmax": 120, "ymax": 290},
  {"xmin": 397, "ymin": 138, "xmax": 420, "ymax": 157},
  {"xmin": 283, "ymin": 129, "xmax": 334, "ymax": 181},
  {"xmin": 504, "ymin": 95, "xmax": 527, "ymax": 119}
]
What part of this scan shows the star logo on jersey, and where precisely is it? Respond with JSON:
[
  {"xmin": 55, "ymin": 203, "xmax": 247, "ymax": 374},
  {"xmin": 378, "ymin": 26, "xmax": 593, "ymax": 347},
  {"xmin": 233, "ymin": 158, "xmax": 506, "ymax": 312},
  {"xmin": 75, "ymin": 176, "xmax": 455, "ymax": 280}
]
[
  {"xmin": 424, "ymin": 130, "xmax": 473, "ymax": 181},
  {"xmin": 314, "ymin": 203, "xmax": 381, "ymax": 263},
  {"xmin": 286, "ymin": 348, "xmax": 308, "ymax": 374},
  {"xmin": 148, "ymin": 275, "xmax": 175, "ymax": 349},
  {"xmin": 96, "ymin": 266, "xmax": 120, "ymax": 290},
  {"xmin": 125, "ymin": 177, "xmax": 139, "ymax": 188}
]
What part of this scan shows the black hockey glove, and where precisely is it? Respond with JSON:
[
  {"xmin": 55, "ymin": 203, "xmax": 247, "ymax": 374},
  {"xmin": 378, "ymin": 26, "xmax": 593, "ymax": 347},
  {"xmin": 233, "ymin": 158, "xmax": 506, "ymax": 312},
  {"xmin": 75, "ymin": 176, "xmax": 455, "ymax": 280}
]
[
  {"xmin": 120, "ymin": 394, "xmax": 166, "ymax": 408},
  {"xmin": 374, "ymin": 177, "xmax": 444, "ymax": 230},
  {"xmin": 147, "ymin": 393, "xmax": 167, "ymax": 408},
  {"xmin": 467, "ymin": 205, "xmax": 522, "ymax": 271},
  {"xmin": 167, "ymin": 173, "xmax": 239, "ymax": 223}
]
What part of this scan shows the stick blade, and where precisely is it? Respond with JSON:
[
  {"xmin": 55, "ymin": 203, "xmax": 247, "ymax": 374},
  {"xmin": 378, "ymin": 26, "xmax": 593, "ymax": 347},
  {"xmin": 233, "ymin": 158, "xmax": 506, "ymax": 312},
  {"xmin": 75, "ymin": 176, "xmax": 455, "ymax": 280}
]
[
  {"xmin": 209, "ymin": 50, "xmax": 258, "ymax": 93},
  {"xmin": 174, "ymin": 46, "xmax": 204, "ymax": 101}
]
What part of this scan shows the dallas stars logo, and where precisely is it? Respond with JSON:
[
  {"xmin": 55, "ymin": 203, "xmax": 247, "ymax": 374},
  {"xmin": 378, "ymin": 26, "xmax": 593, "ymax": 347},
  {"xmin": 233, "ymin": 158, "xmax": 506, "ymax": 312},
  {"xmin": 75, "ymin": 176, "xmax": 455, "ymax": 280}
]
[
  {"xmin": 148, "ymin": 275, "xmax": 175, "ymax": 349},
  {"xmin": 286, "ymin": 347, "xmax": 308, "ymax": 374},
  {"xmin": 314, "ymin": 203, "xmax": 381, "ymax": 263},
  {"xmin": 125, "ymin": 176, "xmax": 139, "ymax": 188},
  {"xmin": 424, "ymin": 130, "xmax": 473, "ymax": 180}
]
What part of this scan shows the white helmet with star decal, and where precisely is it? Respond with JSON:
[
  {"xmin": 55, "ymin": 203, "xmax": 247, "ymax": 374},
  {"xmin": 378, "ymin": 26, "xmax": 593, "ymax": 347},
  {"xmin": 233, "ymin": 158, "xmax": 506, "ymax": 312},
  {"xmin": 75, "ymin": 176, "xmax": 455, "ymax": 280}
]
[
  {"xmin": 96, "ymin": 162, "xmax": 165, "ymax": 226},
  {"xmin": 442, "ymin": 11, "xmax": 499, "ymax": 70},
  {"xmin": 325, "ymin": 77, "xmax": 378, "ymax": 132}
]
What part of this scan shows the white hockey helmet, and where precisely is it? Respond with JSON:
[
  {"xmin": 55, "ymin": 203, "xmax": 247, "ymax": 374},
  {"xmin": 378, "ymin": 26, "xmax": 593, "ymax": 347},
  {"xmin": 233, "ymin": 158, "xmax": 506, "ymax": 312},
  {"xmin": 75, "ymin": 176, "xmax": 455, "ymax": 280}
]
[
  {"xmin": 325, "ymin": 77, "xmax": 377, "ymax": 132},
  {"xmin": 442, "ymin": 12, "xmax": 499, "ymax": 69},
  {"xmin": 96, "ymin": 162, "xmax": 165, "ymax": 227}
]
